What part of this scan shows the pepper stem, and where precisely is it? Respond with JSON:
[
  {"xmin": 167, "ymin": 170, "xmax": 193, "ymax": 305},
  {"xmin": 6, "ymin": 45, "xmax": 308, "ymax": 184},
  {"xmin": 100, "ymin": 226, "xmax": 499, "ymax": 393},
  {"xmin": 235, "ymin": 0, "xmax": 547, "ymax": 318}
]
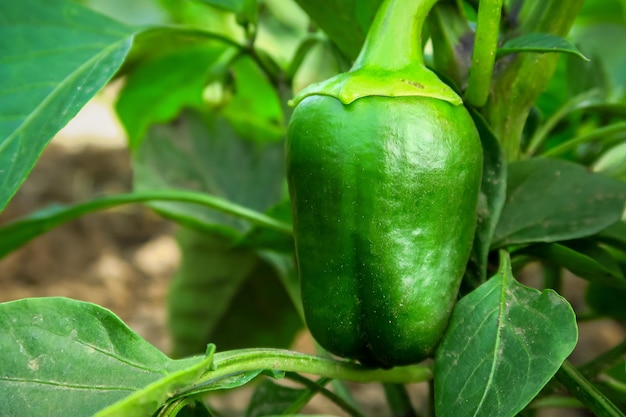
[
  {"xmin": 290, "ymin": 0, "xmax": 460, "ymax": 106},
  {"xmin": 353, "ymin": 0, "xmax": 439, "ymax": 71}
]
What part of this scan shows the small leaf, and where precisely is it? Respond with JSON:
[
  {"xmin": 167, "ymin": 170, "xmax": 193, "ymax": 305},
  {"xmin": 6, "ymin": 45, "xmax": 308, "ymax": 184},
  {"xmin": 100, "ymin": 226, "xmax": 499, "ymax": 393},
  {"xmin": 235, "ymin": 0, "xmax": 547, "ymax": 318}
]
[
  {"xmin": 0, "ymin": 297, "xmax": 211, "ymax": 417},
  {"xmin": 492, "ymin": 158, "xmax": 626, "ymax": 248},
  {"xmin": 497, "ymin": 33, "xmax": 589, "ymax": 61},
  {"xmin": 0, "ymin": 0, "xmax": 138, "ymax": 212},
  {"xmin": 435, "ymin": 252, "xmax": 578, "ymax": 417},
  {"xmin": 518, "ymin": 241, "xmax": 626, "ymax": 288}
]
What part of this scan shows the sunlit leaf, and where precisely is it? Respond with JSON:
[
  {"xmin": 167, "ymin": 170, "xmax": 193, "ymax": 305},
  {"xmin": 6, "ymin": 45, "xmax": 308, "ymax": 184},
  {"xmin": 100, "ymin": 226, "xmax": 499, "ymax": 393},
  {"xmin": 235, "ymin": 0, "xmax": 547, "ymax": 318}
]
[{"xmin": 0, "ymin": 0, "xmax": 138, "ymax": 212}]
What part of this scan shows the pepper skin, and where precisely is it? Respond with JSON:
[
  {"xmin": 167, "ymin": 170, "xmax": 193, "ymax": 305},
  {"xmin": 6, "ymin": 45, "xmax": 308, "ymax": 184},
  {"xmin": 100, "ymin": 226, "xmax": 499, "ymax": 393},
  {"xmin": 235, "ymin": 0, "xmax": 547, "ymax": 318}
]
[{"xmin": 286, "ymin": 94, "xmax": 482, "ymax": 367}]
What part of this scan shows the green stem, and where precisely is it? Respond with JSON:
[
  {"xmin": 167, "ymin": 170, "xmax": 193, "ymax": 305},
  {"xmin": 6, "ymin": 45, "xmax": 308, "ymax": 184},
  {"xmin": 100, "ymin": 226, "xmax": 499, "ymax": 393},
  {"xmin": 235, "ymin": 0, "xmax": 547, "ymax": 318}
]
[
  {"xmin": 528, "ymin": 395, "xmax": 583, "ymax": 409},
  {"xmin": 353, "ymin": 0, "xmax": 439, "ymax": 71},
  {"xmin": 524, "ymin": 89, "xmax": 601, "ymax": 157},
  {"xmin": 465, "ymin": 0, "xmax": 504, "ymax": 107},
  {"xmin": 580, "ymin": 338, "xmax": 626, "ymax": 379},
  {"xmin": 555, "ymin": 361, "xmax": 625, "ymax": 417},
  {"xmin": 541, "ymin": 261, "xmax": 562, "ymax": 292},
  {"xmin": 176, "ymin": 348, "xmax": 433, "ymax": 398},
  {"xmin": 0, "ymin": 189, "xmax": 292, "ymax": 259},
  {"xmin": 541, "ymin": 122, "xmax": 626, "ymax": 158},
  {"xmin": 483, "ymin": 0, "xmax": 584, "ymax": 161},
  {"xmin": 383, "ymin": 383, "xmax": 419, "ymax": 417},
  {"xmin": 286, "ymin": 373, "xmax": 367, "ymax": 417}
]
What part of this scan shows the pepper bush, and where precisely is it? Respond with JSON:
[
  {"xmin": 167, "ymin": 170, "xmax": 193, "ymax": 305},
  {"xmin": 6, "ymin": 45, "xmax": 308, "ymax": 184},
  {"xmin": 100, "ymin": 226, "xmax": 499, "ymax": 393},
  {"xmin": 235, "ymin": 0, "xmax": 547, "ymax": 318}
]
[{"xmin": 1, "ymin": 0, "xmax": 626, "ymax": 416}]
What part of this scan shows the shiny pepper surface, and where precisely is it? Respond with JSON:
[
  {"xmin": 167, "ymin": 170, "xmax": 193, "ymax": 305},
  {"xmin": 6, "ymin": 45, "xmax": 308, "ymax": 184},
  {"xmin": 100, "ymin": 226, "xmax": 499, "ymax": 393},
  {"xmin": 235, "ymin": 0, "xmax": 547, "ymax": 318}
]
[{"xmin": 286, "ymin": 0, "xmax": 483, "ymax": 368}]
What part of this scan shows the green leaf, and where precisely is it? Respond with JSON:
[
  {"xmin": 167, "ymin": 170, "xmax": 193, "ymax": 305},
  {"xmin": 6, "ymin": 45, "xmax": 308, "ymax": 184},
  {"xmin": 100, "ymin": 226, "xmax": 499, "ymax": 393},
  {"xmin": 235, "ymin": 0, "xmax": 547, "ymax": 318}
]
[
  {"xmin": 167, "ymin": 228, "xmax": 302, "ymax": 358},
  {"xmin": 292, "ymin": 0, "xmax": 382, "ymax": 59},
  {"xmin": 236, "ymin": 199, "xmax": 294, "ymax": 253},
  {"xmin": 158, "ymin": 399, "xmax": 214, "ymax": 417},
  {"xmin": 572, "ymin": 24, "xmax": 626, "ymax": 99},
  {"xmin": 0, "ymin": 297, "xmax": 211, "ymax": 417},
  {"xmin": 435, "ymin": 252, "xmax": 578, "ymax": 417},
  {"xmin": 587, "ymin": 282, "xmax": 626, "ymax": 320},
  {"xmin": 492, "ymin": 158, "xmax": 626, "ymax": 248},
  {"xmin": 246, "ymin": 379, "xmax": 310, "ymax": 417},
  {"xmin": 464, "ymin": 108, "xmax": 507, "ymax": 287},
  {"xmin": 133, "ymin": 110, "xmax": 285, "ymax": 235},
  {"xmin": 595, "ymin": 220, "xmax": 626, "ymax": 252},
  {"xmin": 208, "ymin": 252, "xmax": 302, "ymax": 351},
  {"xmin": 95, "ymin": 351, "xmax": 215, "ymax": 417},
  {"xmin": 0, "ymin": 0, "xmax": 138, "ymax": 213},
  {"xmin": 167, "ymin": 229, "xmax": 257, "ymax": 358},
  {"xmin": 497, "ymin": 33, "xmax": 589, "ymax": 61},
  {"xmin": 518, "ymin": 241, "xmax": 626, "ymax": 288},
  {"xmin": 0, "ymin": 190, "xmax": 291, "ymax": 260},
  {"xmin": 222, "ymin": 56, "xmax": 284, "ymax": 144},
  {"xmin": 116, "ymin": 42, "xmax": 231, "ymax": 149},
  {"xmin": 594, "ymin": 141, "xmax": 626, "ymax": 182},
  {"xmin": 197, "ymin": 0, "xmax": 243, "ymax": 13}
]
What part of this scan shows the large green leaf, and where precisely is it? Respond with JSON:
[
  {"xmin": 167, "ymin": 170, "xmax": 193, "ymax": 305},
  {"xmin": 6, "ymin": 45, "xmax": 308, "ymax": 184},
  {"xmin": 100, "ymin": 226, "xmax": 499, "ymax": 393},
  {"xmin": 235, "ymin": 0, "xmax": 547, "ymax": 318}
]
[
  {"xmin": 246, "ymin": 378, "xmax": 316, "ymax": 417},
  {"xmin": 168, "ymin": 228, "xmax": 302, "ymax": 358},
  {"xmin": 518, "ymin": 241, "xmax": 626, "ymax": 288},
  {"xmin": 0, "ymin": 297, "xmax": 210, "ymax": 417},
  {"xmin": 492, "ymin": 158, "xmax": 626, "ymax": 248},
  {"xmin": 435, "ymin": 252, "xmax": 578, "ymax": 417},
  {"xmin": 133, "ymin": 110, "xmax": 285, "ymax": 234},
  {"xmin": 0, "ymin": 0, "xmax": 138, "ymax": 212},
  {"xmin": 293, "ymin": 0, "xmax": 382, "ymax": 59}
]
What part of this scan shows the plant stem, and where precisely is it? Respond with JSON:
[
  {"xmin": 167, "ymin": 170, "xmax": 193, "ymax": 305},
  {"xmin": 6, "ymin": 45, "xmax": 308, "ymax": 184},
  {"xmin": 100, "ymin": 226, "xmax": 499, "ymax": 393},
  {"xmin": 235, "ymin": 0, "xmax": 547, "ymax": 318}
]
[
  {"xmin": 0, "ymin": 189, "xmax": 293, "ymax": 258},
  {"xmin": 555, "ymin": 360, "xmax": 626, "ymax": 417},
  {"xmin": 383, "ymin": 383, "xmax": 419, "ymax": 417},
  {"xmin": 541, "ymin": 122, "xmax": 626, "ymax": 158},
  {"xmin": 541, "ymin": 261, "xmax": 562, "ymax": 292},
  {"xmin": 483, "ymin": 0, "xmax": 584, "ymax": 161},
  {"xmin": 353, "ymin": 0, "xmax": 439, "ymax": 71},
  {"xmin": 286, "ymin": 373, "xmax": 367, "ymax": 417},
  {"xmin": 524, "ymin": 89, "xmax": 601, "ymax": 157},
  {"xmin": 176, "ymin": 348, "xmax": 433, "ymax": 398},
  {"xmin": 464, "ymin": 0, "xmax": 503, "ymax": 107},
  {"xmin": 580, "ymin": 338, "xmax": 626, "ymax": 379}
]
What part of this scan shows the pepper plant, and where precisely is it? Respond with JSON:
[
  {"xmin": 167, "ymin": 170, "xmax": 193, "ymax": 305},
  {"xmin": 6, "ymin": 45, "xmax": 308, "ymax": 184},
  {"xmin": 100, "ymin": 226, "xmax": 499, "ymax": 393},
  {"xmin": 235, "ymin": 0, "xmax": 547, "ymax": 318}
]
[{"xmin": 1, "ymin": 0, "xmax": 626, "ymax": 416}]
